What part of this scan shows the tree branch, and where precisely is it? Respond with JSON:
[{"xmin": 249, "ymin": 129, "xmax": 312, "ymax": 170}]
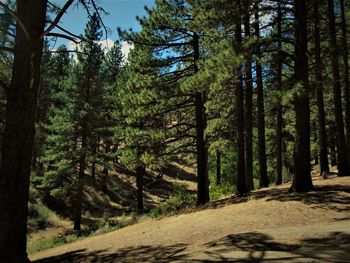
[
  {"xmin": 0, "ymin": 2, "xmax": 30, "ymax": 41},
  {"xmin": 0, "ymin": 46, "xmax": 14, "ymax": 52},
  {"xmin": 46, "ymin": 32, "xmax": 79, "ymax": 43},
  {"xmin": 0, "ymin": 79, "xmax": 9, "ymax": 90},
  {"xmin": 40, "ymin": 0, "xmax": 75, "ymax": 39}
]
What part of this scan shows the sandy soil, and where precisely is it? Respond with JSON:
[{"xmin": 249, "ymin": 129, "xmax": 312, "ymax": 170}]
[{"xmin": 30, "ymin": 175, "xmax": 350, "ymax": 262}]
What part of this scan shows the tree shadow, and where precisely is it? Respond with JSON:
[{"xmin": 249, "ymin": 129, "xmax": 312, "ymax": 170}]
[
  {"xmin": 198, "ymin": 231, "xmax": 350, "ymax": 262},
  {"xmin": 162, "ymin": 163, "xmax": 197, "ymax": 183},
  {"xmin": 32, "ymin": 243, "xmax": 187, "ymax": 263},
  {"xmin": 209, "ymin": 180, "xmax": 350, "ymax": 213},
  {"xmin": 32, "ymin": 231, "xmax": 350, "ymax": 262}
]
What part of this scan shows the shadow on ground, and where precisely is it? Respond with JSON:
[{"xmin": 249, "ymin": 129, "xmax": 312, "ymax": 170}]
[
  {"xmin": 32, "ymin": 244, "xmax": 187, "ymax": 263},
  {"xmin": 210, "ymin": 179, "xmax": 350, "ymax": 214},
  {"xmin": 33, "ymin": 231, "xmax": 350, "ymax": 262}
]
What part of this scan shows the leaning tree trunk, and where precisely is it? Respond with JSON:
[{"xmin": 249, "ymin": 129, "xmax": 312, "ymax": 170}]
[
  {"xmin": 244, "ymin": 5, "xmax": 254, "ymax": 191},
  {"xmin": 340, "ymin": 0, "xmax": 350, "ymax": 164},
  {"xmin": 327, "ymin": 0, "xmax": 349, "ymax": 176},
  {"xmin": 0, "ymin": 1, "xmax": 47, "ymax": 261},
  {"xmin": 313, "ymin": 0, "xmax": 329, "ymax": 175},
  {"xmin": 290, "ymin": 0, "xmax": 314, "ymax": 192},
  {"xmin": 275, "ymin": 1, "xmax": 283, "ymax": 185},
  {"xmin": 255, "ymin": 6, "xmax": 269, "ymax": 188},
  {"xmin": 235, "ymin": 0, "xmax": 248, "ymax": 195},
  {"xmin": 193, "ymin": 33, "xmax": 209, "ymax": 205}
]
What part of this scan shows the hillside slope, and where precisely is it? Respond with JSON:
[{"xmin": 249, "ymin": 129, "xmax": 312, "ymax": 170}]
[{"xmin": 30, "ymin": 175, "xmax": 350, "ymax": 262}]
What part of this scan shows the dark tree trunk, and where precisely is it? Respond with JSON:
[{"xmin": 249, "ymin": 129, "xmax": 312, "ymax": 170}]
[
  {"xmin": 193, "ymin": 33, "xmax": 209, "ymax": 205},
  {"xmin": 235, "ymin": 1, "xmax": 248, "ymax": 195},
  {"xmin": 330, "ymin": 133, "xmax": 337, "ymax": 166},
  {"xmin": 327, "ymin": 0, "xmax": 349, "ymax": 176},
  {"xmin": 74, "ymin": 121, "xmax": 87, "ymax": 231},
  {"xmin": 136, "ymin": 164, "xmax": 145, "ymax": 212},
  {"xmin": 91, "ymin": 139, "xmax": 97, "ymax": 179},
  {"xmin": 275, "ymin": 1, "xmax": 283, "ymax": 186},
  {"xmin": 216, "ymin": 151, "xmax": 221, "ymax": 186},
  {"xmin": 244, "ymin": 6, "xmax": 254, "ymax": 191},
  {"xmin": 340, "ymin": 0, "xmax": 350, "ymax": 164},
  {"xmin": 290, "ymin": 0, "xmax": 314, "ymax": 192},
  {"xmin": 255, "ymin": 6, "xmax": 269, "ymax": 188},
  {"xmin": 313, "ymin": 0, "xmax": 329, "ymax": 175},
  {"xmin": 102, "ymin": 139, "xmax": 110, "ymax": 192},
  {"xmin": 0, "ymin": 1, "xmax": 47, "ymax": 261}
]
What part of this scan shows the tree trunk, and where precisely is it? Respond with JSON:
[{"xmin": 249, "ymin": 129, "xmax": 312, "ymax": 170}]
[
  {"xmin": 235, "ymin": 0, "xmax": 248, "ymax": 195},
  {"xmin": 255, "ymin": 6, "xmax": 269, "ymax": 188},
  {"xmin": 216, "ymin": 151, "xmax": 221, "ymax": 186},
  {"xmin": 102, "ymin": 139, "xmax": 110, "ymax": 192},
  {"xmin": 330, "ymin": 133, "xmax": 337, "ymax": 166},
  {"xmin": 74, "ymin": 121, "xmax": 87, "ymax": 231},
  {"xmin": 275, "ymin": 1, "xmax": 283, "ymax": 185},
  {"xmin": 194, "ymin": 33, "xmax": 209, "ymax": 205},
  {"xmin": 290, "ymin": 0, "xmax": 313, "ymax": 192},
  {"xmin": 91, "ymin": 140, "xmax": 97, "ymax": 179},
  {"xmin": 340, "ymin": 0, "xmax": 350, "ymax": 164},
  {"xmin": 244, "ymin": 6, "xmax": 254, "ymax": 191},
  {"xmin": 0, "ymin": 1, "xmax": 47, "ymax": 261},
  {"xmin": 313, "ymin": 0, "xmax": 329, "ymax": 175},
  {"xmin": 327, "ymin": 0, "xmax": 349, "ymax": 176},
  {"xmin": 136, "ymin": 164, "xmax": 144, "ymax": 212}
]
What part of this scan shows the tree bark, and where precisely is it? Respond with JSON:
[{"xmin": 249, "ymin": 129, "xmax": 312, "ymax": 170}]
[
  {"xmin": 102, "ymin": 138, "xmax": 110, "ymax": 188},
  {"xmin": 0, "ymin": 1, "xmax": 47, "ymax": 261},
  {"xmin": 136, "ymin": 164, "xmax": 145, "ymax": 212},
  {"xmin": 216, "ymin": 151, "xmax": 221, "ymax": 186},
  {"xmin": 327, "ymin": 0, "xmax": 349, "ymax": 176},
  {"xmin": 194, "ymin": 33, "xmax": 209, "ymax": 205},
  {"xmin": 330, "ymin": 133, "xmax": 337, "ymax": 166},
  {"xmin": 91, "ymin": 140, "xmax": 97, "ymax": 179},
  {"xmin": 255, "ymin": 5, "xmax": 269, "ymax": 188},
  {"xmin": 244, "ymin": 4, "xmax": 254, "ymax": 191},
  {"xmin": 235, "ymin": 0, "xmax": 248, "ymax": 195},
  {"xmin": 74, "ymin": 120, "xmax": 87, "ymax": 231},
  {"xmin": 290, "ymin": 0, "xmax": 313, "ymax": 192},
  {"xmin": 275, "ymin": 1, "xmax": 283, "ymax": 185},
  {"xmin": 313, "ymin": 0, "xmax": 329, "ymax": 175},
  {"xmin": 340, "ymin": 0, "xmax": 350, "ymax": 164}
]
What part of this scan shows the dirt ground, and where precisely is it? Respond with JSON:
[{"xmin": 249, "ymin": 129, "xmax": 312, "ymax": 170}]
[{"xmin": 30, "ymin": 175, "xmax": 350, "ymax": 262}]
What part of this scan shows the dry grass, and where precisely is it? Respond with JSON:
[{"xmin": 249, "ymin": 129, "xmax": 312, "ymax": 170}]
[{"xmin": 30, "ymin": 175, "xmax": 350, "ymax": 262}]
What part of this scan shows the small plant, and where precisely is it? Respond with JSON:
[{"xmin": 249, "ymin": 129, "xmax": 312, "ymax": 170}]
[
  {"xmin": 149, "ymin": 182, "xmax": 196, "ymax": 217},
  {"xmin": 27, "ymin": 202, "xmax": 52, "ymax": 233},
  {"xmin": 209, "ymin": 182, "xmax": 235, "ymax": 201}
]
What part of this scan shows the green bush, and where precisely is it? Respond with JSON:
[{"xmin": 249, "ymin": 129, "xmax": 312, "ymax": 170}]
[
  {"xmin": 27, "ymin": 184, "xmax": 52, "ymax": 233},
  {"xmin": 209, "ymin": 182, "xmax": 235, "ymax": 200},
  {"xmin": 149, "ymin": 182, "xmax": 196, "ymax": 217},
  {"xmin": 27, "ymin": 234, "xmax": 79, "ymax": 254}
]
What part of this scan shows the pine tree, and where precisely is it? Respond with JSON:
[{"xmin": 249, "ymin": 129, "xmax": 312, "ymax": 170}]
[
  {"xmin": 327, "ymin": 0, "xmax": 349, "ymax": 177},
  {"xmin": 254, "ymin": 1, "xmax": 269, "ymax": 188},
  {"xmin": 290, "ymin": 0, "xmax": 313, "ymax": 192},
  {"xmin": 0, "ymin": 1, "xmax": 48, "ymax": 261}
]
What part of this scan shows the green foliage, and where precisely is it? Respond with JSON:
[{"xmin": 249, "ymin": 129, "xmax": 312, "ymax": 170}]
[
  {"xmin": 209, "ymin": 183, "xmax": 235, "ymax": 201},
  {"xmin": 27, "ymin": 187, "xmax": 52, "ymax": 233},
  {"xmin": 27, "ymin": 234, "xmax": 79, "ymax": 254},
  {"xmin": 27, "ymin": 215, "xmax": 140, "ymax": 254},
  {"xmin": 149, "ymin": 182, "xmax": 196, "ymax": 217}
]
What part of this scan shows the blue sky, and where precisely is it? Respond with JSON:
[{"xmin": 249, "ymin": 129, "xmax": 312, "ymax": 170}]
[{"xmin": 50, "ymin": 0, "xmax": 155, "ymax": 55}]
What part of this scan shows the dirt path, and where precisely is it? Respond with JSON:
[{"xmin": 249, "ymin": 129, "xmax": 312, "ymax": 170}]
[{"xmin": 30, "ymin": 176, "xmax": 350, "ymax": 262}]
